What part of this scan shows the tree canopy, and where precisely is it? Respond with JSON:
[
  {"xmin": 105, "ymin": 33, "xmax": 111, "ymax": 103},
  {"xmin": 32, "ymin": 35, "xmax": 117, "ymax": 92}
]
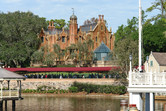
[
  {"xmin": 47, "ymin": 19, "xmax": 69, "ymax": 29},
  {"xmin": 0, "ymin": 11, "xmax": 47, "ymax": 67}
]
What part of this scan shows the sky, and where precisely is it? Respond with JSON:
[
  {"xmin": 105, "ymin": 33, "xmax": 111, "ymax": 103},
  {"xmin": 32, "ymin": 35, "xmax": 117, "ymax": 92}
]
[{"xmin": 0, "ymin": 0, "xmax": 158, "ymax": 32}]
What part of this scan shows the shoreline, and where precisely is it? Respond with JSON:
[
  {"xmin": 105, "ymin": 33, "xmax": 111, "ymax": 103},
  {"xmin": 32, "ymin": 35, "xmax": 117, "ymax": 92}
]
[
  {"xmin": 22, "ymin": 93, "xmax": 166, "ymax": 101},
  {"xmin": 22, "ymin": 92, "xmax": 129, "ymax": 99}
]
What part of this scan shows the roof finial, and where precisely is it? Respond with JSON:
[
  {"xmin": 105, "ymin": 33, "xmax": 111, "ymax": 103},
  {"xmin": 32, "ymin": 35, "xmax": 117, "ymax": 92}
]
[{"xmin": 72, "ymin": 8, "xmax": 74, "ymax": 15}]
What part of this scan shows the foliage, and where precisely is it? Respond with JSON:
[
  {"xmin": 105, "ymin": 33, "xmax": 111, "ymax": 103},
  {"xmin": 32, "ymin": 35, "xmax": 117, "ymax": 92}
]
[
  {"xmin": 53, "ymin": 44, "xmax": 65, "ymax": 64},
  {"xmin": 71, "ymin": 82, "xmax": 127, "ymax": 95},
  {"xmin": 44, "ymin": 52, "xmax": 55, "ymax": 67},
  {"xmin": 31, "ymin": 47, "xmax": 44, "ymax": 64},
  {"xmin": 0, "ymin": 11, "xmax": 47, "ymax": 67},
  {"xmin": 143, "ymin": 19, "xmax": 166, "ymax": 57},
  {"xmin": 84, "ymin": 17, "xmax": 98, "ymax": 25},
  {"xmin": 47, "ymin": 19, "xmax": 68, "ymax": 29},
  {"xmin": 146, "ymin": 0, "xmax": 166, "ymax": 21},
  {"xmin": 76, "ymin": 37, "xmax": 94, "ymax": 66},
  {"xmin": 68, "ymin": 86, "xmax": 78, "ymax": 93}
]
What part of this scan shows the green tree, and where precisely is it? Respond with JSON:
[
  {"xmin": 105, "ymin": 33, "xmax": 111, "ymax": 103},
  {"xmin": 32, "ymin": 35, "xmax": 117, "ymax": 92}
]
[
  {"xmin": 146, "ymin": 0, "xmax": 166, "ymax": 20},
  {"xmin": 44, "ymin": 52, "xmax": 55, "ymax": 67},
  {"xmin": 0, "ymin": 11, "xmax": 47, "ymax": 67},
  {"xmin": 53, "ymin": 44, "xmax": 65, "ymax": 65},
  {"xmin": 114, "ymin": 38, "xmax": 138, "ymax": 75},
  {"xmin": 47, "ymin": 19, "xmax": 68, "ymax": 29},
  {"xmin": 31, "ymin": 47, "xmax": 44, "ymax": 64},
  {"xmin": 143, "ymin": 19, "xmax": 166, "ymax": 57}
]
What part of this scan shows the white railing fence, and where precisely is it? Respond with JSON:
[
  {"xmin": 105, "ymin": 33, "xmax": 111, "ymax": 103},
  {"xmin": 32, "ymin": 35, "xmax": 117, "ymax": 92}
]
[{"xmin": 129, "ymin": 71, "xmax": 166, "ymax": 86}]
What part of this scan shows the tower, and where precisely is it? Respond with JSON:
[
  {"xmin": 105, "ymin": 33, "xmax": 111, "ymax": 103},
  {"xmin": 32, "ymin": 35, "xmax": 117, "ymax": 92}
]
[{"xmin": 69, "ymin": 8, "xmax": 78, "ymax": 45}]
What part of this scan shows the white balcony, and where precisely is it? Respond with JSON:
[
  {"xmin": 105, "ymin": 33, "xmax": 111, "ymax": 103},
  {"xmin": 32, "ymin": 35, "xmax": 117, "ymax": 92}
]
[{"xmin": 128, "ymin": 71, "xmax": 166, "ymax": 93}]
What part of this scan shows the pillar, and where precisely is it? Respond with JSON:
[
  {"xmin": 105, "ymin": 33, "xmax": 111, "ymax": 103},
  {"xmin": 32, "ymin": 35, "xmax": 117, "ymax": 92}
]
[
  {"xmin": 12, "ymin": 100, "xmax": 15, "ymax": 111},
  {"xmin": 0, "ymin": 100, "xmax": 3, "ymax": 111},
  {"xmin": 5, "ymin": 100, "xmax": 7, "ymax": 111},
  {"xmin": 19, "ymin": 81, "xmax": 21, "ymax": 98},
  {"xmin": 145, "ymin": 93, "xmax": 150, "ymax": 111},
  {"xmin": 150, "ymin": 93, "xmax": 155, "ymax": 111},
  {"xmin": 129, "ymin": 93, "xmax": 143, "ymax": 111}
]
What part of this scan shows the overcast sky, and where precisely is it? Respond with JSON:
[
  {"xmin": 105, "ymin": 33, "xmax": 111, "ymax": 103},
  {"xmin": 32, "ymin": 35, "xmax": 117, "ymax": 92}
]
[{"xmin": 0, "ymin": 0, "xmax": 158, "ymax": 32}]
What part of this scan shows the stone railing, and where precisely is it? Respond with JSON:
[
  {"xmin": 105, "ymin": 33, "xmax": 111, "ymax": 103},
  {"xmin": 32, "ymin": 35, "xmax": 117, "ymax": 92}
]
[{"xmin": 129, "ymin": 71, "xmax": 166, "ymax": 86}]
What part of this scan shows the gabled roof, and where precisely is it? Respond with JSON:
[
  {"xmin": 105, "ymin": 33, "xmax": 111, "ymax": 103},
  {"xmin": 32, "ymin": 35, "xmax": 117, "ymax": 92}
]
[
  {"xmin": 152, "ymin": 52, "xmax": 166, "ymax": 66},
  {"xmin": 0, "ymin": 68, "xmax": 25, "ymax": 80},
  {"xmin": 81, "ymin": 23, "xmax": 97, "ymax": 33},
  {"xmin": 94, "ymin": 42, "xmax": 111, "ymax": 53}
]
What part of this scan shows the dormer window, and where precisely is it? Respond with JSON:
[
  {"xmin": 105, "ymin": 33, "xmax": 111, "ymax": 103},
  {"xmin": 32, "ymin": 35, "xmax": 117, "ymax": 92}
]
[
  {"xmin": 41, "ymin": 37, "xmax": 44, "ymax": 43},
  {"xmin": 62, "ymin": 36, "xmax": 65, "ymax": 42}
]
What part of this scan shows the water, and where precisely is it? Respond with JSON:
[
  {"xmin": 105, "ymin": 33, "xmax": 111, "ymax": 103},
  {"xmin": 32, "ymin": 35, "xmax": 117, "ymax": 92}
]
[{"xmin": 3, "ymin": 94, "xmax": 166, "ymax": 111}]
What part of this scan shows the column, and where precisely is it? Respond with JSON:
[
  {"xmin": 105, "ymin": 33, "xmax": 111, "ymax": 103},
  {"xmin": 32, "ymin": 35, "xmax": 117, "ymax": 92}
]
[
  {"xmin": 145, "ymin": 93, "xmax": 150, "ymax": 111},
  {"xmin": 0, "ymin": 81, "xmax": 3, "ymax": 98},
  {"xmin": 150, "ymin": 93, "xmax": 155, "ymax": 111},
  {"xmin": 0, "ymin": 100, "xmax": 3, "ymax": 111},
  {"xmin": 5, "ymin": 100, "xmax": 7, "ymax": 111},
  {"xmin": 19, "ymin": 81, "xmax": 21, "ymax": 98},
  {"xmin": 12, "ymin": 100, "xmax": 15, "ymax": 111},
  {"xmin": 129, "ymin": 93, "xmax": 143, "ymax": 111},
  {"xmin": 129, "ymin": 93, "xmax": 133, "ymax": 104}
]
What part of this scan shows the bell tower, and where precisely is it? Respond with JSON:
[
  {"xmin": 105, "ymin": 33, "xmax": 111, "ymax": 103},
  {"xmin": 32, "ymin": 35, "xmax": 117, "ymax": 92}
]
[{"xmin": 69, "ymin": 8, "xmax": 78, "ymax": 45}]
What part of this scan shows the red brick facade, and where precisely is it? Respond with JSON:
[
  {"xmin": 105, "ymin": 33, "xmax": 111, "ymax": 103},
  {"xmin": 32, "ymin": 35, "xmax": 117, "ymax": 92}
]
[{"xmin": 39, "ymin": 14, "xmax": 115, "ymax": 57}]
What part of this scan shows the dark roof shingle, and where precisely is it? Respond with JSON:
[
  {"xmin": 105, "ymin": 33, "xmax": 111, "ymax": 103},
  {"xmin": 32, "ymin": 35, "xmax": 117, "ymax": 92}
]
[
  {"xmin": 81, "ymin": 23, "xmax": 97, "ymax": 33},
  {"xmin": 152, "ymin": 52, "xmax": 166, "ymax": 66}
]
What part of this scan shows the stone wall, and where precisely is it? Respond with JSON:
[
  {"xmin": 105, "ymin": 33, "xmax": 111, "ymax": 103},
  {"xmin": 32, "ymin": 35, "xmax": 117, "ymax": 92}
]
[{"xmin": 3, "ymin": 79, "xmax": 120, "ymax": 90}]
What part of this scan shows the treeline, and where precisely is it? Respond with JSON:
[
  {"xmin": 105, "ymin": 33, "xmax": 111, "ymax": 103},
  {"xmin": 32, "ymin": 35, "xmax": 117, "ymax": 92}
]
[{"xmin": 114, "ymin": 0, "xmax": 166, "ymax": 75}]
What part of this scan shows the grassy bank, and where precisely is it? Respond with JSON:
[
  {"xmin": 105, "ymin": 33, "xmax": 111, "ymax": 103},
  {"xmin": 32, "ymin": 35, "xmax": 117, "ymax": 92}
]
[{"xmin": 22, "ymin": 82, "xmax": 127, "ymax": 95}]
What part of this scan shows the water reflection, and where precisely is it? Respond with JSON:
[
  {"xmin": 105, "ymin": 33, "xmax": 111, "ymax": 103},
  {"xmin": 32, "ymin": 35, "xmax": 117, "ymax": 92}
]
[
  {"xmin": 3, "ymin": 95, "xmax": 166, "ymax": 111},
  {"xmin": 5, "ymin": 95, "xmax": 121, "ymax": 111}
]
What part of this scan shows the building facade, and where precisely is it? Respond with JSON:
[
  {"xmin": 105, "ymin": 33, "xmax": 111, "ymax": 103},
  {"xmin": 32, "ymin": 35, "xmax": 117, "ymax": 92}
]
[
  {"xmin": 144, "ymin": 51, "xmax": 166, "ymax": 72},
  {"xmin": 39, "ymin": 13, "xmax": 115, "ymax": 64}
]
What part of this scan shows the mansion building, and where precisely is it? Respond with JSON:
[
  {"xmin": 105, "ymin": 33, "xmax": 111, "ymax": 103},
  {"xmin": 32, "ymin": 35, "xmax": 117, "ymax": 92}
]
[{"xmin": 39, "ymin": 13, "xmax": 115, "ymax": 66}]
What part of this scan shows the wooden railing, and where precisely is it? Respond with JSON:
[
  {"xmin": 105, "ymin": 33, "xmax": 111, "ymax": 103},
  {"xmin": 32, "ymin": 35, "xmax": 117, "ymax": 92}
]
[
  {"xmin": 0, "ymin": 90, "xmax": 19, "ymax": 98},
  {"xmin": 129, "ymin": 71, "xmax": 166, "ymax": 86}
]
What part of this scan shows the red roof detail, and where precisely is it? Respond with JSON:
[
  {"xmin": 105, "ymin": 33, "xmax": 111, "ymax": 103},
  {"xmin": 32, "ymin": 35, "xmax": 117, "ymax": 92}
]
[{"xmin": 5, "ymin": 67, "xmax": 119, "ymax": 72}]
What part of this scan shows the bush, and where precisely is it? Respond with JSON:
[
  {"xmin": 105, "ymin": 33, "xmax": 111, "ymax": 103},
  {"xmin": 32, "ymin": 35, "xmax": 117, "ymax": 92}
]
[
  {"xmin": 68, "ymin": 86, "xmax": 78, "ymax": 93},
  {"xmin": 71, "ymin": 82, "xmax": 126, "ymax": 94}
]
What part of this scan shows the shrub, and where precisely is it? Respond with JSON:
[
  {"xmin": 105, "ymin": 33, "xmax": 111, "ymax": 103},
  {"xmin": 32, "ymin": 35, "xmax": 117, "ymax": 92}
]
[
  {"xmin": 71, "ymin": 82, "xmax": 126, "ymax": 94},
  {"xmin": 68, "ymin": 86, "xmax": 78, "ymax": 93}
]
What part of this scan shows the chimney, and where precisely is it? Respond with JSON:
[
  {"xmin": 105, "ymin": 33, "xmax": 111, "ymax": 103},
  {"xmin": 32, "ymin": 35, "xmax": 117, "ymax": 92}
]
[
  {"xmin": 90, "ymin": 26, "xmax": 92, "ymax": 31},
  {"xmin": 52, "ymin": 21, "xmax": 54, "ymax": 27},
  {"xmin": 99, "ymin": 15, "xmax": 101, "ymax": 21},
  {"xmin": 48, "ymin": 21, "xmax": 51, "ymax": 30},
  {"xmin": 49, "ymin": 21, "xmax": 51, "ymax": 27},
  {"xmin": 79, "ymin": 26, "xmax": 82, "ymax": 32},
  {"xmin": 102, "ymin": 15, "xmax": 104, "ymax": 21}
]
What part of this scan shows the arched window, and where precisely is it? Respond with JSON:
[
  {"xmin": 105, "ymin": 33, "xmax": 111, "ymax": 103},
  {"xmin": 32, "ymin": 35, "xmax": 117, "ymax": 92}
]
[{"xmin": 96, "ymin": 37, "xmax": 97, "ymax": 42}]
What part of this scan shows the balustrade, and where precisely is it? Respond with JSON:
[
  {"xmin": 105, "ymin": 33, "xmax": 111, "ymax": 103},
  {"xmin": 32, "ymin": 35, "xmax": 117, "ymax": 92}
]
[{"xmin": 129, "ymin": 72, "xmax": 166, "ymax": 86}]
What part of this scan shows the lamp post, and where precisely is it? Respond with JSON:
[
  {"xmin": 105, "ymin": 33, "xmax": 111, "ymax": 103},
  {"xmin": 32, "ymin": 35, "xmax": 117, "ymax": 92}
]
[
  {"xmin": 146, "ymin": 56, "xmax": 149, "ymax": 73},
  {"xmin": 129, "ymin": 55, "xmax": 132, "ymax": 73}
]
